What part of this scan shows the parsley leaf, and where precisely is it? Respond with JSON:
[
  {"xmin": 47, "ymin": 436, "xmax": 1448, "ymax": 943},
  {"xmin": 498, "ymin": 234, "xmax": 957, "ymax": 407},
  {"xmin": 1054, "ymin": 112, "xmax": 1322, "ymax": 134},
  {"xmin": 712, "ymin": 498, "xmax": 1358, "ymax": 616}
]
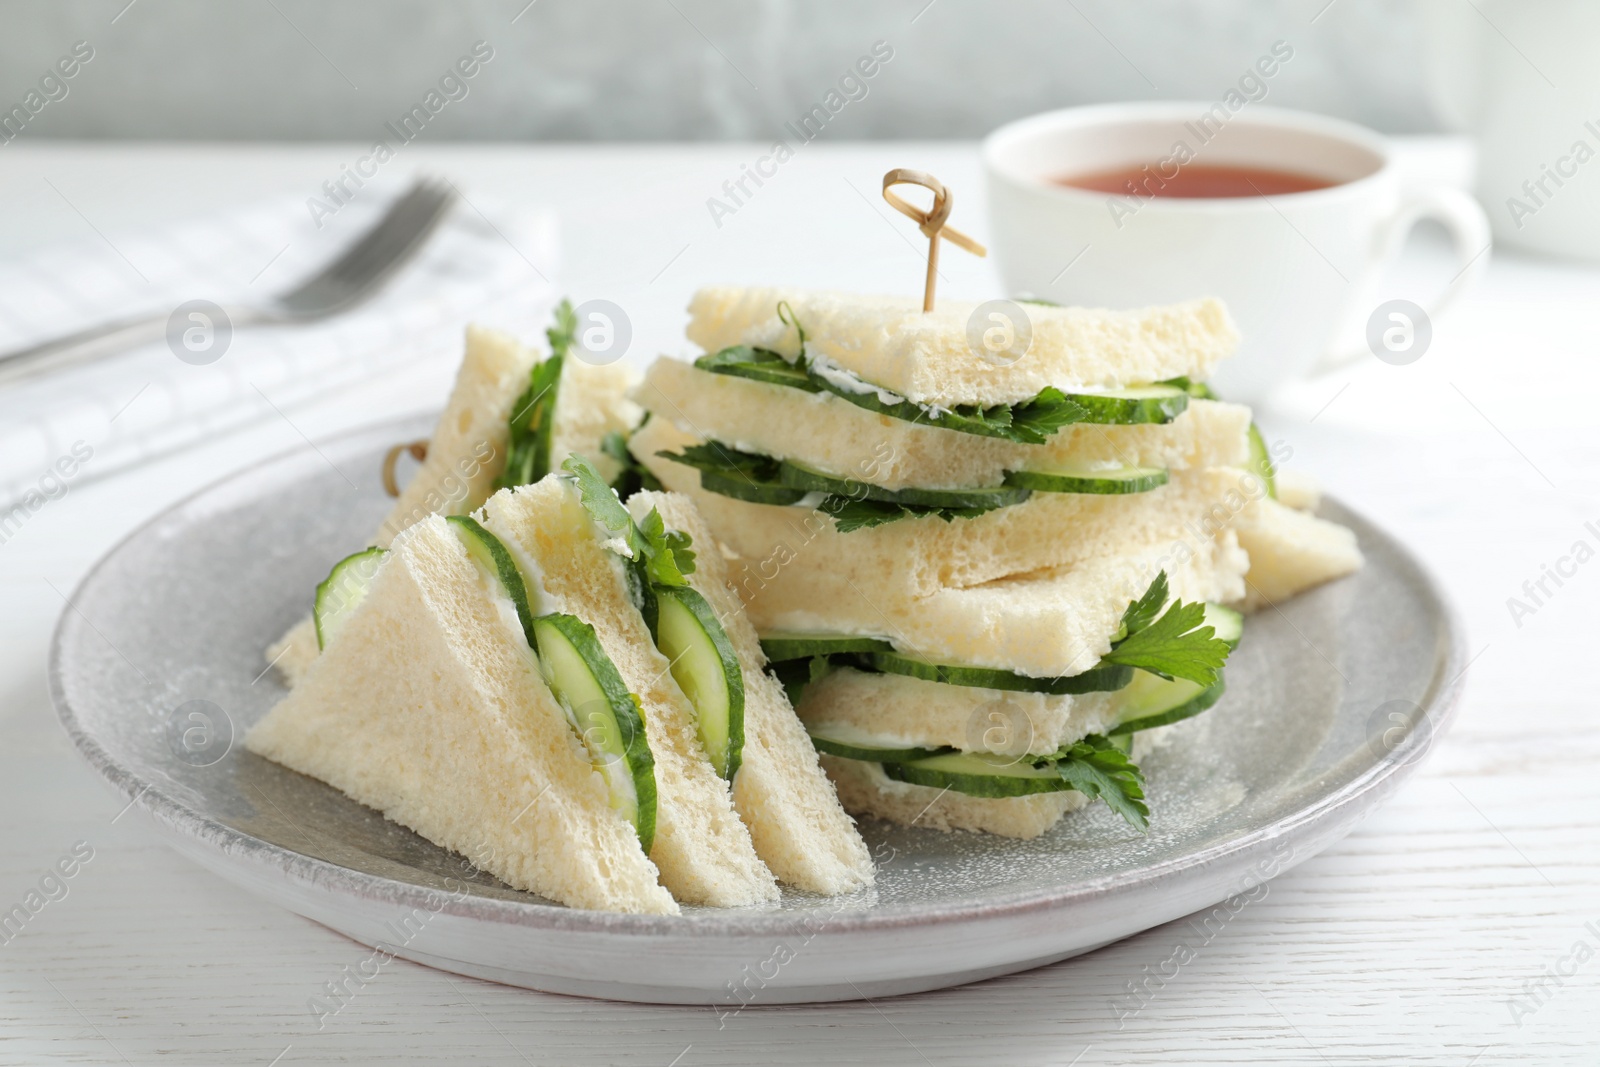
[
  {"xmin": 561, "ymin": 454, "xmax": 694, "ymax": 587},
  {"xmin": 497, "ymin": 300, "xmax": 577, "ymax": 490},
  {"xmin": 819, "ymin": 496, "xmax": 1001, "ymax": 532},
  {"xmin": 1047, "ymin": 734, "xmax": 1149, "ymax": 832},
  {"xmin": 562, "ymin": 452, "xmax": 632, "ymax": 536},
  {"xmin": 634, "ymin": 506, "xmax": 695, "ymax": 587},
  {"xmin": 1120, "ymin": 571, "xmax": 1170, "ymax": 636},
  {"xmin": 659, "ymin": 442, "xmax": 785, "ymax": 481},
  {"xmin": 1008, "ymin": 388, "xmax": 1092, "ymax": 443},
  {"xmin": 694, "ymin": 345, "xmax": 820, "ymax": 392},
  {"xmin": 1102, "ymin": 581, "xmax": 1230, "ymax": 687},
  {"xmin": 659, "ymin": 441, "xmax": 1005, "ymax": 532}
]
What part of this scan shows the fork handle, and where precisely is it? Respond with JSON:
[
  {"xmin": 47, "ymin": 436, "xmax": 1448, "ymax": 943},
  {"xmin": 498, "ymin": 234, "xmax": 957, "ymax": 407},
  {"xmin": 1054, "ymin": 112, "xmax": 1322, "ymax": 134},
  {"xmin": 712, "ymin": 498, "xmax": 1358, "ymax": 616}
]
[
  {"xmin": 0, "ymin": 313, "xmax": 175, "ymax": 387},
  {"xmin": 0, "ymin": 303, "xmax": 265, "ymax": 388}
]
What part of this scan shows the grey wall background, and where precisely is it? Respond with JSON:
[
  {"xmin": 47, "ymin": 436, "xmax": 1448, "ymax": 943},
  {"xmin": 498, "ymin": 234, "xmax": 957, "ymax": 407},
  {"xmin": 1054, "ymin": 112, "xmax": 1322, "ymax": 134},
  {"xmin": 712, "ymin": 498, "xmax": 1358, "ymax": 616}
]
[{"xmin": 0, "ymin": 0, "xmax": 1444, "ymax": 141}]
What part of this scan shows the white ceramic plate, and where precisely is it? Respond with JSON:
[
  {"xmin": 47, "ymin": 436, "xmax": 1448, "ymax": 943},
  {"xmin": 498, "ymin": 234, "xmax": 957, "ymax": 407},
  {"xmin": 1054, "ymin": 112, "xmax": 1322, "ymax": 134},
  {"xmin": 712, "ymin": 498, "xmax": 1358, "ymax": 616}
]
[{"xmin": 51, "ymin": 415, "xmax": 1465, "ymax": 1005}]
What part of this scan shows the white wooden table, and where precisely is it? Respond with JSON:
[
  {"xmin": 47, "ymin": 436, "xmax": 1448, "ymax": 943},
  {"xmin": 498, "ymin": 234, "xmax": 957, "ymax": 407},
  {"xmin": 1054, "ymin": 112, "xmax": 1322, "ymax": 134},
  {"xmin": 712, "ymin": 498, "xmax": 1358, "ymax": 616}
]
[{"xmin": 1, "ymin": 141, "xmax": 1595, "ymax": 1066}]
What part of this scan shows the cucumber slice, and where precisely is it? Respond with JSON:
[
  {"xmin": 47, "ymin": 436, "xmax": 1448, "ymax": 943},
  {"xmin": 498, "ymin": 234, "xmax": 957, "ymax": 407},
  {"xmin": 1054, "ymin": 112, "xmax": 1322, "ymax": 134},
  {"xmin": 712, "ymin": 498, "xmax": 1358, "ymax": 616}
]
[
  {"xmin": 760, "ymin": 631, "xmax": 895, "ymax": 663},
  {"xmin": 313, "ymin": 547, "xmax": 388, "ymax": 650},
  {"xmin": 699, "ymin": 469, "xmax": 809, "ymax": 506},
  {"xmin": 1109, "ymin": 671, "xmax": 1227, "ymax": 735},
  {"xmin": 807, "ymin": 723, "xmax": 952, "ymax": 764},
  {"xmin": 1061, "ymin": 384, "xmax": 1189, "ymax": 424},
  {"xmin": 882, "ymin": 751, "xmax": 1070, "ymax": 798},
  {"xmin": 1206, "ymin": 603, "xmax": 1244, "ymax": 649},
  {"xmin": 532, "ymin": 613, "xmax": 658, "ymax": 852},
  {"xmin": 1003, "ymin": 465, "xmax": 1169, "ymax": 495},
  {"xmin": 1247, "ymin": 423, "xmax": 1277, "ymax": 500},
  {"xmin": 863, "ymin": 649, "xmax": 1134, "ymax": 695},
  {"xmin": 778, "ymin": 461, "xmax": 1031, "ymax": 509},
  {"xmin": 654, "ymin": 585, "xmax": 745, "ymax": 780},
  {"xmin": 1161, "ymin": 376, "xmax": 1218, "ymax": 400},
  {"xmin": 447, "ymin": 515, "xmax": 537, "ymax": 641}
]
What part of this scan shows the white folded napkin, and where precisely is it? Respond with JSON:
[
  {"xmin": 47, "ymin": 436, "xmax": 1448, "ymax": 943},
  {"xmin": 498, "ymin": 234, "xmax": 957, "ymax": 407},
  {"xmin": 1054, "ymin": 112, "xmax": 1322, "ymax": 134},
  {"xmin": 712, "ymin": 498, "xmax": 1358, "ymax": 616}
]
[{"xmin": 0, "ymin": 182, "xmax": 558, "ymax": 513}]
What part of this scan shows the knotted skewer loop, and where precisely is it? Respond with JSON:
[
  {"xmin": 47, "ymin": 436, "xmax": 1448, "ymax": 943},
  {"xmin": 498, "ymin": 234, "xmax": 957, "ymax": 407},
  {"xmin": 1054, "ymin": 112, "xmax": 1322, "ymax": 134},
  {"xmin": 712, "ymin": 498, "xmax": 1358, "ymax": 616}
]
[
  {"xmin": 380, "ymin": 439, "xmax": 430, "ymax": 497},
  {"xmin": 881, "ymin": 168, "xmax": 987, "ymax": 312}
]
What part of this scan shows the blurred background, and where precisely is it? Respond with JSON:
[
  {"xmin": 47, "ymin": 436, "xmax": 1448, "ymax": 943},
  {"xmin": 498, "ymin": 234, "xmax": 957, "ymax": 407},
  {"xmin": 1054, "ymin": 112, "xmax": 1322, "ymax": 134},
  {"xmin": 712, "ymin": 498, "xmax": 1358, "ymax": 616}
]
[
  {"xmin": 1, "ymin": 0, "xmax": 1441, "ymax": 140},
  {"xmin": 6, "ymin": 3, "xmax": 1600, "ymax": 1064}
]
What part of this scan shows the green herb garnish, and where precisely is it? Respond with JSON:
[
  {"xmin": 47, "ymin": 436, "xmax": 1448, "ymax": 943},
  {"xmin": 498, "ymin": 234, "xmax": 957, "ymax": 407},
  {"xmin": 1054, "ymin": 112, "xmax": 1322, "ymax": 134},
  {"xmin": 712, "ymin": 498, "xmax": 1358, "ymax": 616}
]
[{"xmin": 1102, "ymin": 571, "xmax": 1231, "ymax": 687}]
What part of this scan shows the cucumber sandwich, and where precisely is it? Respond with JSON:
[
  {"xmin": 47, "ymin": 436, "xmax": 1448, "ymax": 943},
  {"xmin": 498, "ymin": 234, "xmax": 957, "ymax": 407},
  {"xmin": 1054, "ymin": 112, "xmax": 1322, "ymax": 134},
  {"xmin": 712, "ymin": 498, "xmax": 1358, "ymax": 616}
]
[
  {"xmin": 249, "ymin": 454, "xmax": 872, "ymax": 911},
  {"xmin": 615, "ymin": 286, "xmax": 1363, "ymax": 838},
  {"xmin": 266, "ymin": 302, "xmax": 644, "ymax": 688}
]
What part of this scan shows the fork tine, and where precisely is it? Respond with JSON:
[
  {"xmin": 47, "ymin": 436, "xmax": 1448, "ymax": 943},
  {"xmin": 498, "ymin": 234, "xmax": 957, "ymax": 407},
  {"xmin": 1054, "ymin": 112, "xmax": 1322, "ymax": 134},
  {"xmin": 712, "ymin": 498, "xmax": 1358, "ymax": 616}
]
[
  {"xmin": 323, "ymin": 179, "xmax": 451, "ymax": 285},
  {"xmin": 274, "ymin": 176, "xmax": 458, "ymax": 316}
]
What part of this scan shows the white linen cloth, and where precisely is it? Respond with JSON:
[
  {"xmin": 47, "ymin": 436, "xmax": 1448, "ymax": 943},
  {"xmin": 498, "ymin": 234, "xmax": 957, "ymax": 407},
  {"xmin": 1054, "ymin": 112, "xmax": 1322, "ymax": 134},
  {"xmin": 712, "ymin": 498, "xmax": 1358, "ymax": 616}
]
[{"xmin": 0, "ymin": 183, "xmax": 558, "ymax": 511}]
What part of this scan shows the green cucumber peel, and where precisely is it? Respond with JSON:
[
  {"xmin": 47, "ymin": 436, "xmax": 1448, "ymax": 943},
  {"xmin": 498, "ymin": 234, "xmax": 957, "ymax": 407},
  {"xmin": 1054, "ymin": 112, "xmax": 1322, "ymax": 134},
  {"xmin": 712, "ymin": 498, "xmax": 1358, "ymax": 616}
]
[
  {"xmin": 861, "ymin": 649, "xmax": 1134, "ymax": 696},
  {"xmin": 1247, "ymin": 423, "xmax": 1277, "ymax": 500},
  {"xmin": 1109, "ymin": 672, "xmax": 1227, "ymax": 736},
  {"xmin": 313, "ymin": 546, "xmax": 388, "ymax": 650},
  {"xmin": 446, "ymin": 515, "xmax": 539, "ymax": 643},
  {"xmin": 531, "ymin": 612, "xmax": 658, "ymax": 852},
  {"xmin": 654, "ymin": 584, "xmax": 746, "ymax": 780}
]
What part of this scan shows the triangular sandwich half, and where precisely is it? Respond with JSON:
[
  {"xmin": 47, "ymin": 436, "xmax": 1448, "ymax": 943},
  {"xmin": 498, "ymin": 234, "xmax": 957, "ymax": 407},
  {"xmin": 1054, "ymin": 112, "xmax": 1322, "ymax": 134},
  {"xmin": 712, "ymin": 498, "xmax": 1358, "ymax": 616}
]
[
  {"xmin": 479, "ymin": 469, "xmax": 779, "ymax": 907},
  {"xmin": 625, "ymin": 488, "xmax": 874, "ymax": 896},
  {"xmin": 246, "ymin": 513, "xmax": 677, "ymax": 914}
]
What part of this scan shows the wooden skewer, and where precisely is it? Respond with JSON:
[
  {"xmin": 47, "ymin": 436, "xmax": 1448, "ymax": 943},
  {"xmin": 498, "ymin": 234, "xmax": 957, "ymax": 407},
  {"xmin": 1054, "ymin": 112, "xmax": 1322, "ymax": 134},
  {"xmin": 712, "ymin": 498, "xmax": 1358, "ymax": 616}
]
[
  {"xmin": 881, "ymin": 168, "xmax": 987, "ymax": 312},
  {"xmin": 380, "ymin": 439, "xmax": 429, "ymax": 497}
]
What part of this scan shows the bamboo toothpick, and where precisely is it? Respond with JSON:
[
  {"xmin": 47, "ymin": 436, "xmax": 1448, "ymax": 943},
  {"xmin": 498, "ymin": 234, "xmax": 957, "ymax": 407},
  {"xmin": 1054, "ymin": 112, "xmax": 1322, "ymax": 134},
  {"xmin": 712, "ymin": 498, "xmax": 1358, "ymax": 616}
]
[
  {"xmin": 381, "ymin": 439, "xmax": 429, "ymax": 497},
  {"xmin": 881, "ymin": 168, "xmax": 987, "ymax": 312}
]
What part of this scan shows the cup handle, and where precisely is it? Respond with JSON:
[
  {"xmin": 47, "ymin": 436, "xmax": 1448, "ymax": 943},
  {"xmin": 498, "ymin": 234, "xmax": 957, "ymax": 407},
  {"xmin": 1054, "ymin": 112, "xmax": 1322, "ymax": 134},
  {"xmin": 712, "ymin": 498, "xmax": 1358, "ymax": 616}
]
[{"xmin": 1311, "ymin": 185, "xmax": 1492, "ymax": 374}]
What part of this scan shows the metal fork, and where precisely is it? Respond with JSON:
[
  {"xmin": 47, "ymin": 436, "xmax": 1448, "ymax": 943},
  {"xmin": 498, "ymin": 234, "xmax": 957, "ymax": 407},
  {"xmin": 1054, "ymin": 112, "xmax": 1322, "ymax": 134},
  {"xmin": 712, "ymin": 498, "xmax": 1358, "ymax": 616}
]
[{"xmin": 0, "ymin": 176, "xmax": 459, "ymax": 386}]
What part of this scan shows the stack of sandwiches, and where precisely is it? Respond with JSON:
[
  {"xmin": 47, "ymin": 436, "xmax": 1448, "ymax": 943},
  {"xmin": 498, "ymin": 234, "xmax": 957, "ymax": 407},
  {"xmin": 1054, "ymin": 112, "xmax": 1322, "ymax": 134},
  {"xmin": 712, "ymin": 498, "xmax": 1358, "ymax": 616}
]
[
  {"xmin": 249, "ymin": 306, "xmax": 873, "ymax": 913},
  {"xmin": 248, "ymin": 283, "xmax": 1364, "ymax": 916},
  {"xmin": 628, "ymin": 287, "xmax": 1363, "ymax": 839}
]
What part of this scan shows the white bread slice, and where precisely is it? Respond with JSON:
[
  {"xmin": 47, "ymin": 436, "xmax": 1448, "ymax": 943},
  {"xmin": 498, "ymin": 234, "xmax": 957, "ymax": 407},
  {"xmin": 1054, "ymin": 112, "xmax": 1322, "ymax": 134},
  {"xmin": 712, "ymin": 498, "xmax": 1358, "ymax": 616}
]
[
  {"xmin": 744, "ymin": 533, "xmax": 1248, "ymax": 678},
  {"xmin": 629, "ymin": 491, "xmax": 874, "ymax": 896},
  {"xmin": 480, "ymin": 478, "xmax": 779, "ymax": 907},
  {"xmin": 269, "ymin": 327, "xmax": 640, "ymax": 688},
  {"xmin": 245, "ymin": 516, "xmax": 677, "ymax": 915},
  {"xmin": 1232, "ymin": 497, "xmax": 1363, "ymax": 611},
  {"xmin": 371, "ymin": 326, "xmax": 537, "ymax": 548},
  {"xmin": 637, "ymin": 356, "xmax": 1252, "ymax": 491},
  {"xmin": 632, "ymin": 415, "xmax": 1258, "ymax": 601},
  {"xmin": 685, "ymin": 286, "xmax": 1239, "ymax": 407},
  {"xmin": 819, "ymin": 731, "xmax": 1157, "ymax": 840},
  {"xmin": 797, "ymin": 667, "xmax": 1120, "ymax": 758},
  {"xmin": 552, "ymin": 359, "xmax": 643, "ymax": 488}
]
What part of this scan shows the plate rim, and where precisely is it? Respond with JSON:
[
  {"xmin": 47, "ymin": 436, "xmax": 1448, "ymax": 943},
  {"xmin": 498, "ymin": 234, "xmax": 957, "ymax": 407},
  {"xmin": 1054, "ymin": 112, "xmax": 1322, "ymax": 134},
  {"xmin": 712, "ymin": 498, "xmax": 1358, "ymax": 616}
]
[{"xmin": 50, "ymin": 414, "xmax": 1469, "ymax": 939}]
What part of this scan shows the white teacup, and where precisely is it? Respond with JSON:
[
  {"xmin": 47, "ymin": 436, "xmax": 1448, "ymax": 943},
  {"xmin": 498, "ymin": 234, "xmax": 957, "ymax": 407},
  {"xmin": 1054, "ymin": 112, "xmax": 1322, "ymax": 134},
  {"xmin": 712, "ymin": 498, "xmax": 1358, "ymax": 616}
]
[{"xmin": 982, "ymin": 103, "xmax": 1491, "ymax": 402}]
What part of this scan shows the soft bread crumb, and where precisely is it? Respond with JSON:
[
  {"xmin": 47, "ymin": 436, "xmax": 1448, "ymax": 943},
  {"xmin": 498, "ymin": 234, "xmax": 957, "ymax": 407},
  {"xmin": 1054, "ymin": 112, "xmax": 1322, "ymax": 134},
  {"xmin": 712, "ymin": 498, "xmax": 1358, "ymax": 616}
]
[
  {"xmin": 821, "ymin": 756, "xmax": 1086, "ymax": 839},
  {"xmin": 246, "ymin": 516, "xmax": 677, "ymax": 915},
  {"xmin": 265, "ymin": 616, "xmax": 320, "ymax": 689},
  {"xmin": 1273, "ymin": 469, "xmax": 1322, "ymax": 511},
  {"xmin": 630, "ymin": 490, "xmax": 875, "ymax": 896},
  {"xmin": 1233, "ymin": 497, "xmax": 1363, "ymax": 611}
]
